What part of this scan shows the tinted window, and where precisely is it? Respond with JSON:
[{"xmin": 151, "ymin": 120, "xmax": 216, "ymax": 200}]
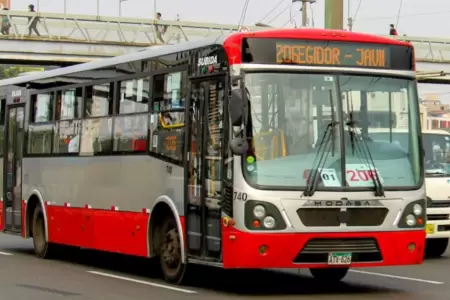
[
  {"xmin": 118, "ymin": 78, "xmax": 150, "ymax": 114},
  {"xmin": 85, "ymin": 83, "xmax": 113, "ymax": 117}
]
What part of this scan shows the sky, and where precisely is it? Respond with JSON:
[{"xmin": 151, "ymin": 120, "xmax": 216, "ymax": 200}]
[{"xmin": 9, "ymin": 0, "xmax": 450, "ymax": 102}]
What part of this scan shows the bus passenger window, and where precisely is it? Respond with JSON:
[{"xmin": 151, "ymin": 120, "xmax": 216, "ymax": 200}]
[
  {"xmin": 84, "ymin": 84, "xmax": 113, "ymax": 117},
  {"xmin": 150, "ymin": 71, "xmax": 187, "ymax": 162},
  {"xmin": 80, "ymin": 118, "xmax": 113, "ymax": 156},
  {"xmin": 32, "ymin": 93, "xmax": 53, "ymax": 123},
  {"xmin": 118, "ymin": 78, "xmax": 149, "ymax": 114},
  {"xmin": 53, "ymin": 120, "xmax": 81, "ymax": 154},
  {"xmin": 56, "ymin": 88, "xmax": 82, "ymax": 120},
  {"xmin": 113, "ymin": 114, "xmax": 148, "ymax": 152},
  {"xmin": 153, "ymin": 72, "xmax": 186, "ymax": 112},
  {"xmin": 27, "ymin": 93, "xmax": 54, "ymax": 155},
  {"xmin": 112, "ymin": 78, "xmax": 150, "ymax": 153}
]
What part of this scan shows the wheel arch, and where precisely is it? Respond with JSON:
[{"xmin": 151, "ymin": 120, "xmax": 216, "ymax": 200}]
[
  {"xmin": 25, "ymin": 190, "xmax": 47, "ymax": 240},
  {"xmin": 147, "ymin": 195, "xmax": 186, "ymax": 264}
]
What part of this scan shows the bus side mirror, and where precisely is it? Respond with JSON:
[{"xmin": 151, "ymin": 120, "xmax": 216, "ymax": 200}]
[
  {"xmin": 230, "ymin": 89, "xmax": 243, "ymax": 126},
  {"xmin": 230, "ymin": 137, "xmax": 248, "ymax": 156},
  {"xmin": 229, "ymin": 88, "xmax": 248, "ymax": 156}
]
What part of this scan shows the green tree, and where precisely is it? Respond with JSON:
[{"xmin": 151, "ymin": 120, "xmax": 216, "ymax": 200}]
[{"xmin": 0, "ymin": 66, "xmax": 21, "ymax": 79}]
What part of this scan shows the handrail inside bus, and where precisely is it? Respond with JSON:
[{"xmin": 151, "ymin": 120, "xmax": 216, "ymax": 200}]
[
  {"xmin": 158, "ymin": 113, "xmax": 184, "ymax": 129},
  {"xmin": 253, "ymin": 130, "xmax": 287, "ymax": 160}
]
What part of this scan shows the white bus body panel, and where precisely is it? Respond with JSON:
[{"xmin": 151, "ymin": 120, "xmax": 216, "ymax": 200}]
[
  {"xmin": 231, "ymin": 156, "xmax": 425, "ymax": 233},
  {"xmin": 425, "ymin": 177, "xmax": 450, "ymax": 239},
  {"xmin": 22, "ymin": 156, "xmax": 185, "ymax": 215}
]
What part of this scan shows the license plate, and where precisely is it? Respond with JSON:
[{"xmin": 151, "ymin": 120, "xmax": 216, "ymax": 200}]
[
  {"xmin": 328, "ymin": 252, "xmax": 352, "ymax": 265},
  {"xmin": 426, "ymin": 224, "xmax": 435, "ymax": 234}
]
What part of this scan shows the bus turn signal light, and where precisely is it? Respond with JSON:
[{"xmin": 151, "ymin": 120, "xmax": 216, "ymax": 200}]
[
  {"xmin": 252, "ymin": 220, "xmax": 261, "ymax": 228},
  {"xmin": 222, "ymin": 216, "xmax": 235, "ymax": 227}
]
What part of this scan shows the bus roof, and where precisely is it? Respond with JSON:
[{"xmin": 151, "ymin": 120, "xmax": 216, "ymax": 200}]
[
  {"xmin": 0, "ymin": 28, "xmax": 412, "ymax": 88},
  {"xmin": 369, "ymin": 128, "xmax": 450, "ymax": 135}
]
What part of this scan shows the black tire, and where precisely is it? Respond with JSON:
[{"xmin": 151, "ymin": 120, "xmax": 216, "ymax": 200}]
[
  {"xmin": 310, "ymin": 267, "xmax": 349, "ymax": 282},
  {"xmin": 425, "ymin": 238, "xmax": 448, "ymax": 258},
  {"xmin": 159, "ymin": 217, "xmax": 186, "ymax": 284},
  {"xmin": 32, "ymin": 205, "xmax": 58, "ymax": 259}
]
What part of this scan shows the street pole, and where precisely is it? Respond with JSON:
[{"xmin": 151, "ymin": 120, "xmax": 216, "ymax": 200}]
[
  {"xmin": 153, "ymin": 0, "xmax": 157, "ymax": 18},
  {"xmin": 301, "ymin": 0, "xmax": 307, "ymax": 26},
  {"xmin": 347, "ymin": 0, "xmax": 353, "ymax": 31},
  {"xmin": 64, "ymin": 0, "xmax": 67, "ymax": 15},
  {"xmin": 119, "ymin": 0, "xmax": 129, "ymax": 17},
  {"xmin": 96, "ymin": 0, "xmax": 99, "ymax": 17},
  {"xmin": 324, "ymin": 0, "xmax": 344, "ymax": 29},
  {"xmin": 292, "ymin": 0, "xmax": 316, "ymax": 27}
]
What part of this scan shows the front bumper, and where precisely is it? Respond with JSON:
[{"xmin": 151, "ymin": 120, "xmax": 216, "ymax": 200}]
[{"xmin": 222, "ymin": 228, "xmax": 425, "ymax": 269}]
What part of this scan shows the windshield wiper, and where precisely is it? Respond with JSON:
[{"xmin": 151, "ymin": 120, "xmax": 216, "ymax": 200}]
[
  {"xmin": 347, "ymin": 114, "xmax": 385, "ymax": 197},
  {"xmin": 304, "ymin": 90, "xmax": 339, "ymax": 197},
  {"xmin": 303, "ymin": 121, "xmax": 339, "ymax": 197}
]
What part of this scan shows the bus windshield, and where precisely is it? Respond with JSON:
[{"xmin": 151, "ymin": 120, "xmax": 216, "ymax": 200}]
[
  {"xmin": 243, "ymin": 72, "xmax": 422, "ymax": 190},
  {"xmin": 370, "ymin": 131, "xmax": 450, "ymax": 177}
]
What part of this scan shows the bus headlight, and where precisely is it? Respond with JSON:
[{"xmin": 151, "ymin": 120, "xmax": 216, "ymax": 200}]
[
  {"xmin": 413, "ymin": 204, "xmax": 423, "ymax": 216},
  {"xmin": 253, "ymin": 205, "xmax": 266, "ymax": 218},
  {"xmin": 406, "ymin": 214, "xmax": 416, "ymax": 226},
  {"xmin": 397, "ymin": 199, "xmax": 426, "ymax": 229},
  {"xmin": 245, "ymin": 200, "xmax": 287, "ymax": 230},
  {"xmin": 263, "ymin": 216, "xmax": 276, "ymax": 229}
]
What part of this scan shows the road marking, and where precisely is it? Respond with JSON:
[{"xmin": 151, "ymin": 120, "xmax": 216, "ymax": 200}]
[
  {"xmin": 86, "ymin": 271, "xmax": 197, "ymax": 294},
  {"xmin": 350, "ymin": 269, "xmax": 444, "ymax": 285},
  {"xmin": 0, "ymin": 251, "xmax": 13, "ymax": 256}
]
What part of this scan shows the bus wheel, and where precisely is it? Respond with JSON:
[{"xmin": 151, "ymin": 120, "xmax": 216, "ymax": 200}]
[
  {"xmin": 160, "ymin": 217, "xmax": 186, "ymax": 284},
  {"xmin": 32, "ymin": 205, "xmax": 57, "ymax": 259},
  {"xmin": 310, "ymin": 268, "xmax": 349, "ymax": 282},
  {"xmin": 425, "ymin": 238, "xmax": 448, "ymax": 258}
]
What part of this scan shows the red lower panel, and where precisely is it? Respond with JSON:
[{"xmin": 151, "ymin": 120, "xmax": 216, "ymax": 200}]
[
  {"xmin": 0, "ymin": 200, "xmax": 4, "ymax": 232},
  {"xmin": 222, "ymin": 227, "xmax": 425, "ymax": 269},
  {"xmin": 46, "ymin": 206, "xmax": 150, "ymax": 257}
]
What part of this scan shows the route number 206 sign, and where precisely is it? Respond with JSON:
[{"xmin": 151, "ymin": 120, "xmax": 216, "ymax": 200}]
[
  {"xmin": 310, "ymin": 164, "xmax": 383, "ymax": 187},
  {"xmin": 345, "ymin": 164, "xmax": 383, "ymax": 187}
]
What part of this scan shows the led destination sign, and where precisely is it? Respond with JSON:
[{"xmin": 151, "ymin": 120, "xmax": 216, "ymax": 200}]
[
  {"xmin": 276, "ymin": 43, "xmax": 388, "ymax": 68},
  {"xmin": 242, "ymin": 38, "xmax": 414, "ymax": 70}
]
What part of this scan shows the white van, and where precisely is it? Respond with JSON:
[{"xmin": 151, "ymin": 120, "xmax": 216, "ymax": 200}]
[{"xmin": 370, "ymin": 128, "xmax": 450, "ymax": 257}]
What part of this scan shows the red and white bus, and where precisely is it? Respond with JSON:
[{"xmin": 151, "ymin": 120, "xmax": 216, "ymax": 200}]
[{"xmin": 0, "ymin": 28, "xmax": 425, "ymax": 284}]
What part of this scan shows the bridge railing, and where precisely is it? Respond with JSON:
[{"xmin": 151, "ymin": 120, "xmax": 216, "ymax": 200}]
[
  {"xmin": 0, "ymin": 10, "xmax": 449, "ymax": 64},
  {"xmin": 0, "ymin": 10, "xmax": 266, "ymax": 46},
  {"xmin": 380, "ymin": 35, "xmax": 450, "ymax": 63}
]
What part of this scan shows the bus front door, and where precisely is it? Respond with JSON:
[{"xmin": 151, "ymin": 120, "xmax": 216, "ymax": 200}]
[
  {"xmin": 185, "ymin": 77, "xmax": 225, "ymax": 261},
  {"xmin": 3, "ymin": 104, "xmax": 25, "ymax": 234}
]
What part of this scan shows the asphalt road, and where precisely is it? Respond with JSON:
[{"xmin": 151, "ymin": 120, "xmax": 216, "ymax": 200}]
[{"xmin": 0, "ymin": 234, "xmax": 449, "ymax": 300}]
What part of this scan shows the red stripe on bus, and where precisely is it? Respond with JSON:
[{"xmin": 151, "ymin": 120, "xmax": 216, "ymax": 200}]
[{"xmin": 44, "ymin": 205, "xmax": 185, "ymax": 258}]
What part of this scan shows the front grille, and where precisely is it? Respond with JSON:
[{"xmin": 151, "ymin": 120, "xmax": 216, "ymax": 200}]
[
  {"xmin": 429, "ymin": 201, "xmax": 450, "ymax": 208},
  {"xmin": 297, "ymin": 208, "xmax": 388, "ymax": 227},
  {"xmin": 293, "ymin": 238, "xmax": 382, "ymax": 263},
  {"xmin": 427, "ymin": 214, "xmax": 449, "ymax": 221},
  {"xmin": 438, "ymin": 225, "xmax": 450, "ymax": 232}
]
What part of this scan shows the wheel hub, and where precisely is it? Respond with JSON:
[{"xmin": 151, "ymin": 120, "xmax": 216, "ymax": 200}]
[
  {"xmin": 34, "ymin": 214, "xmax": 45, "ymax": 251},
  {"xmin": 162, "ymin": 228, "xmax": 181, "ymax": 269}
]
